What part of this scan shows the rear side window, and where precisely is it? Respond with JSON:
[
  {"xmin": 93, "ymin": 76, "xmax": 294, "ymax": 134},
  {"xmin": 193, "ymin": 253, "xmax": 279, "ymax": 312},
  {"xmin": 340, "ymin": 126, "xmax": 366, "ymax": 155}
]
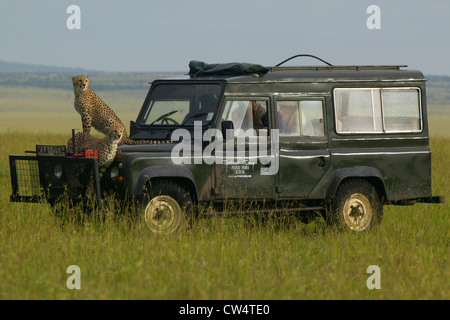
[
  {"xmin": 334, "ymin": 87, "xmax": 422, "ymax": 134},
  {"xmin": 277, "ymin": 100, "xmax": 325, "ymax": 137}
]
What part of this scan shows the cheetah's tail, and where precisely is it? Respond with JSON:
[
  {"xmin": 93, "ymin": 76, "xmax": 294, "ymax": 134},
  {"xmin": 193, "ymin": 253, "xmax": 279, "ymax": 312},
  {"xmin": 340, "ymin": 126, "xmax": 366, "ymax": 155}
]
[{"xmin": 120, "ymin": 137, "xmax": 171, "ymax": 145}]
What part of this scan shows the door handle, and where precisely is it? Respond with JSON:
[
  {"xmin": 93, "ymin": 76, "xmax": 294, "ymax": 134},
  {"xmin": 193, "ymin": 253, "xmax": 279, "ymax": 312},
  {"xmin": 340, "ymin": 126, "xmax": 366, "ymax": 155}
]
[{"xmin": 317, "ymin": 156, "xmax": 326, "ymax": 168}]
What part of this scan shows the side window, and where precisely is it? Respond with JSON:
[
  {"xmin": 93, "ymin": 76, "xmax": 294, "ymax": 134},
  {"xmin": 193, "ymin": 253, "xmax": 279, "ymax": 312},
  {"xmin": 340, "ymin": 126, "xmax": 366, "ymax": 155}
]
[
  {"xmin": 277, "ymin": 100, "xmax": 324, "ymax": 137},
  {"xmin": 382, "ymin": 89, "xmax": 421, "ymax": 132},
  {"xmin": 334, "ymin": 87, "xmax": 422, "ymax": 134},
  {"xmin": 334, "ymin": 89, "xmax": 382, "ymax": 133},
  {"xmin": 221, "ymin": 100, "xmax": 268, "ymax": 136}
]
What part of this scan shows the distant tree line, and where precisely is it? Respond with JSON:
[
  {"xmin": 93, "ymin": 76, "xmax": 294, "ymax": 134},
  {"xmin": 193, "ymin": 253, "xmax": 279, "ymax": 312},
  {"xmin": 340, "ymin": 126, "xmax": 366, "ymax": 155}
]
[
  {"xmin": 426, "ymin": 75, "xmax": 450, "ymax": 88},
  {"xmin": 0, "ymin": 72, "xmax": 183, "ymax": 91},
  {"xmin": 1, "ymin": 72, "xmax": 449, "ymax": 106}
]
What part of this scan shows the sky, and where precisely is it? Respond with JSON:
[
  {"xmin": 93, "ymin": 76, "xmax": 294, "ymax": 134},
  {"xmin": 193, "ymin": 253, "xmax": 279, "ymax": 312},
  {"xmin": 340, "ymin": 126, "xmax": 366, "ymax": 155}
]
[{"xmin": 1, "ymin": 0, "xmax": 450, "ymax": 75}]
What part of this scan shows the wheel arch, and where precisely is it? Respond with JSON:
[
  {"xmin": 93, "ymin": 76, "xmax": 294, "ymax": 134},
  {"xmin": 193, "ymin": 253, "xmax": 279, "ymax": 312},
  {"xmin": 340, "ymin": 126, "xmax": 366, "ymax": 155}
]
[
  {"xmin": 133, "ymin": 166, "xmax": 198, "ymax": 203},
  {"xmin": 326, "ymin": 166, "xmax": 387, "ymax": 203}
]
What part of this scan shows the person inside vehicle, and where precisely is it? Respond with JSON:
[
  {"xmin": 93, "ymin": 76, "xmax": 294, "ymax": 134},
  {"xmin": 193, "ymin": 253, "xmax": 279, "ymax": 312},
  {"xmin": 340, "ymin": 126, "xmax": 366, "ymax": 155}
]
[{"xmin": 251, "ymin": 101, "xmax": 268, "ymax": 130}]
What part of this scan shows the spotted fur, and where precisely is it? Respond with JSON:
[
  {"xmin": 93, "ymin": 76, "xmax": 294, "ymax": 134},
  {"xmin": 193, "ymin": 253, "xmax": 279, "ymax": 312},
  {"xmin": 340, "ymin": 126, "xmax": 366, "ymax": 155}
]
[
  {"xmin": 72, "ymin": 75, "xmax": 168, "ymax": 145},
  {"xmin": 67, "ymin": 125, "xmax": 124, "ymax": 177},
  {"xmin": 65, "ymin": 126, "xmax": 124, "ymax": 198}
]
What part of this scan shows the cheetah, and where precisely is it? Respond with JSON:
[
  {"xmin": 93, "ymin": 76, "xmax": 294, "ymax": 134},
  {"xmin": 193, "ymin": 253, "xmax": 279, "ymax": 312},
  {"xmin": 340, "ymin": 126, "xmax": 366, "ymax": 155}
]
[
  {"xmin": 72, "ymin": 75, "xmax": 167, "ymax": 145},
  {"xmin": 67, "ymin": 125, "xmax": 124, "ymax": 178},
  {"xmin": 65, "ymin": 126, "xmax": 124, "ymax": 198}
]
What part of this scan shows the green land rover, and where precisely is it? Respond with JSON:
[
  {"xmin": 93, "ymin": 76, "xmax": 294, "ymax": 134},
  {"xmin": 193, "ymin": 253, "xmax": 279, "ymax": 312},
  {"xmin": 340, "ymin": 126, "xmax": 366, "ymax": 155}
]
[{"xmin": 9, "ymin": 55, "xmax": 444, "ymax": 233}]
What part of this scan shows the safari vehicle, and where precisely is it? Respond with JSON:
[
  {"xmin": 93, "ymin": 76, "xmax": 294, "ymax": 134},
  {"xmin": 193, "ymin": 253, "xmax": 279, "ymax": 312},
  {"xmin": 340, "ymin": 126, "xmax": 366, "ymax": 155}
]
[{"xmin": 9, "ymin": 55, "xmax": 444, "ymax": 233}]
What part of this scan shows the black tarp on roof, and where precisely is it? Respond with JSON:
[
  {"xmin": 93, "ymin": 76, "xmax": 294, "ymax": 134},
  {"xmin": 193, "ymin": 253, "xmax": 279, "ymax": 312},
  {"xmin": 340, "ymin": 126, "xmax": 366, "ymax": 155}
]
[{"xmin": 189, "ymin": 60, "xmax": 269, "ymax": 77}]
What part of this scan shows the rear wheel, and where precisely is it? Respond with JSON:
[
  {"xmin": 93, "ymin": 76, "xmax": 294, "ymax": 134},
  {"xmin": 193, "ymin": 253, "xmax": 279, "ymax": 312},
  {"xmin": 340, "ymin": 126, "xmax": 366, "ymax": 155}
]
[
  {"xmin": 140, "ymin": 180, "xmax": 193, "ymax": 234},
  {"xmin": 328, "ymin": 179, "xmax": 383, "ymax": 232}
]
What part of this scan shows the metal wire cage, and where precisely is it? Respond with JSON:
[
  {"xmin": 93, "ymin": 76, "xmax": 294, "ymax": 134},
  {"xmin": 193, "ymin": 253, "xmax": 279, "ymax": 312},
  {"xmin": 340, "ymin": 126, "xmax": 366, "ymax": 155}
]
[
  {"xmin": 9, "ymin": 155, "xmax": 43, "ymax": 202},
  {"xmin": 9, "ymin": 154, "xmax": 102, "ymax": 205}
]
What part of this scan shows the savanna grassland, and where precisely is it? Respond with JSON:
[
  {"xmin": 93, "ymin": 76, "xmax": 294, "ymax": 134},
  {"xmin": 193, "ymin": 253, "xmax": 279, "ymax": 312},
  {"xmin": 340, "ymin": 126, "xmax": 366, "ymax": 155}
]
[{"xmin": 0, "ymin": 74, "xmax": 448, "ymax": 300}]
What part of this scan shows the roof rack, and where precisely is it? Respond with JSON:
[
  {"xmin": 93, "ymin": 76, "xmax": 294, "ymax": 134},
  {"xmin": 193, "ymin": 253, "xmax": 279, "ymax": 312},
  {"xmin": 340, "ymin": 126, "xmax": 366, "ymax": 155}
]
[
  {"xmin": 269, "ymin": 65, "xmax": 408, "ymax": 72},
  {"xmin": 271, "ymin": 54, "xmax": 407, "ymax": 72}
]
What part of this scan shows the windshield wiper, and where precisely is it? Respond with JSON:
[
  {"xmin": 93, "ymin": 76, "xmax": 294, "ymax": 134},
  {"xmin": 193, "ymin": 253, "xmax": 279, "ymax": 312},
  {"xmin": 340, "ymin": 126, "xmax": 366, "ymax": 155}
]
[
  {"xmin": 148, "ymin": 110, "xmax": 178, "ymax": 127},
  {"xmin": 177, "ymin": 112, "xmax": 209, "ymax": 128},
  {"xmin": 164, "ymin": 112, "xmax": 210, "ymax": 140}
]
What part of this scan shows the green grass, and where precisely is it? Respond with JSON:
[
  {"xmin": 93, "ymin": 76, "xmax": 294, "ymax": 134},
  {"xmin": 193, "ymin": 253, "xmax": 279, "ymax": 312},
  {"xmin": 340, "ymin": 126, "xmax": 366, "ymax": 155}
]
[
  {"xmin": 0, "ymin": 131, "xmax": 448, "ymax": 300},
  {"xmin": 0, "ymin": 85, "xmax": 448, "ymax": 300},
  {"xmin": 429, "ymin": 115, "xmax": 450, "ymax": 137},
  {"xmin": 0, "ymin": 192, "xmax": 448, "ymax": 299}
]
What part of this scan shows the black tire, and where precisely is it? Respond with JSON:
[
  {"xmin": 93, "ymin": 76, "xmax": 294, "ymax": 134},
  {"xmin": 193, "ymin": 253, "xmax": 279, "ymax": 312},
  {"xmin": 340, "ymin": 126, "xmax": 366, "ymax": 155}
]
[
  {"xmin": 328, "ymin": 179, "xmax": 383, "ymax": 232},
  {"xmin": 139, "ymin": 180, "xmax": 194, "ymax": 234}
]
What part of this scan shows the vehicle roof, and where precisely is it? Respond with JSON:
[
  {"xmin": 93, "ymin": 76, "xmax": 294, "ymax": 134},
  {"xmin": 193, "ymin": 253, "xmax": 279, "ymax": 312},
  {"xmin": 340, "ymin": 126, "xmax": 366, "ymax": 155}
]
[{"xmin": 160, "ymin": 65, "xmax": 425, "ymax": 84}]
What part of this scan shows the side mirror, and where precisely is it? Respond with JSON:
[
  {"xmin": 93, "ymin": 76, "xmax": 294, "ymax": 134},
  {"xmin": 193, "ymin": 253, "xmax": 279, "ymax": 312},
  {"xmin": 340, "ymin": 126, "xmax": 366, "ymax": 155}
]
[
  {"xmin": 221, "ymin": 120, "xmax": 234, "ymax": 139},
  {"xmin": 129, "ymin": 120, "xmax": 135, "ymax": 136}
]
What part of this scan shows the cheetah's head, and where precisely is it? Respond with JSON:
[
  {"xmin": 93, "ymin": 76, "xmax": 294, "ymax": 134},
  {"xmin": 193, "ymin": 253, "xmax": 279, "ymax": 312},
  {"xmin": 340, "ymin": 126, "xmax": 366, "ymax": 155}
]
[
  {"xmin": 72, "ymin": 75, "xmax": 90, "ymax": 94},
  {"xmin": 108, "ymin": 126, "xmax": 124, "ymax": 144}
]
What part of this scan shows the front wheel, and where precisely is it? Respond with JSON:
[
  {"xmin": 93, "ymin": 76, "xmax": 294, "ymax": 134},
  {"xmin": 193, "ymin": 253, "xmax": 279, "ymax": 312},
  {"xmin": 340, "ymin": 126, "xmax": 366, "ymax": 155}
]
[
  {"xmin": 328, "ymin": 179, "xmax": 383, "ymax": 232},
  {"xmin": 140, "ymin": 180, "xmax": 193, "ymax": 234}
]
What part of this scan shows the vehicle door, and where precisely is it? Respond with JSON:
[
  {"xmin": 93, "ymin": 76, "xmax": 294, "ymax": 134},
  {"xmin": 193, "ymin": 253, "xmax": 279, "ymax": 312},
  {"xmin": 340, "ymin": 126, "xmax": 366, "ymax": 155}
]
[
  {"xmin": 213, "ymin": 97, "xmax": 277, "ymax": 201},
  {"xmin": 275, "ymin": 97, "xmax": 330, "ymax": 199}
]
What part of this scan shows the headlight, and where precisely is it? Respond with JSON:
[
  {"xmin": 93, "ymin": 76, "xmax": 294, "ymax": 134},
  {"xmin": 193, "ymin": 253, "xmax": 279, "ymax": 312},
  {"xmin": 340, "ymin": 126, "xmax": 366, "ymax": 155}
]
[
  {"xmin": 109, "ymin": 166, "xmax": 119, "ymax": 181},
  {"xmin": 54, "ymin": 163, "xmax": 63, "ymax": 179}
]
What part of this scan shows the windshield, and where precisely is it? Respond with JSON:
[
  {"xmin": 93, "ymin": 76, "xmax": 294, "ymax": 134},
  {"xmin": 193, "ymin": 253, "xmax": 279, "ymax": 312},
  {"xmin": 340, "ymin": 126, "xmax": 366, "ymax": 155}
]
[{"xmin": 139, "ymin": 83, "xmax": 222, "ymax": 127}]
